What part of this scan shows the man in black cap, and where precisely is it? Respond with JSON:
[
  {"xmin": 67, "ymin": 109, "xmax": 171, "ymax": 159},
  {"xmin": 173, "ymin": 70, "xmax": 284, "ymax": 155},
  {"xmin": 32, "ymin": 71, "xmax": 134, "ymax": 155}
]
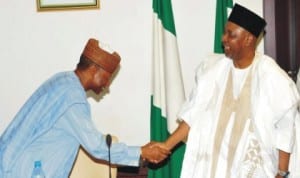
[{"xmin": 153, "ymin": 3, "xmax": 300, "ymax": 178}]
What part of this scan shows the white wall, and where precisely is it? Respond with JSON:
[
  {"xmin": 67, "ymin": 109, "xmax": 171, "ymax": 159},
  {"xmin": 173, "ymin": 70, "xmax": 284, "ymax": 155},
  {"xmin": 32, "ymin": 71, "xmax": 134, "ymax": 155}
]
[{"xmin": 0, "ymin": 0, "xmax": 263, "ymax": 145}]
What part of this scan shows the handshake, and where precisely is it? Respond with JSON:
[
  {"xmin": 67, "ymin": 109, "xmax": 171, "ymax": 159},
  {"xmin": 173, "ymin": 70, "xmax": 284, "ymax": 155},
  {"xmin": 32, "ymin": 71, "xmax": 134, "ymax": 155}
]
[{"xmin": 140, "ymin": 142, "xmax": 171, "ymax": 164}]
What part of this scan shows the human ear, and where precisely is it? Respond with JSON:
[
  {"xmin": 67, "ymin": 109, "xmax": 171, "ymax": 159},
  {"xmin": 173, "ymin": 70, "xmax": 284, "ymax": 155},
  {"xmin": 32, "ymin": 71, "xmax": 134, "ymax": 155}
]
[{"xmin": 244, "ymin": 33, "xmax": 255, "ymax": 47}]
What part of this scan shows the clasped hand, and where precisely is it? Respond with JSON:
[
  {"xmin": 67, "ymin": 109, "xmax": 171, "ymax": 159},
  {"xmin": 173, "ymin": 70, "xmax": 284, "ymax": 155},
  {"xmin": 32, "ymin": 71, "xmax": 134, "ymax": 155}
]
[{"xmin": 141, "ymin": 142, "xmax": 170, "ymax": 164}]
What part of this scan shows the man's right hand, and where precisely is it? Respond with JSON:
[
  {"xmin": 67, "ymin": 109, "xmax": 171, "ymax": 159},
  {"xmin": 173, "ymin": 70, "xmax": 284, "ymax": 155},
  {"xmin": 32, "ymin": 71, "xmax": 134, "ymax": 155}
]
[{"xmin": 141, "ymin": 142, "xmax": 170, "ymax": 164}]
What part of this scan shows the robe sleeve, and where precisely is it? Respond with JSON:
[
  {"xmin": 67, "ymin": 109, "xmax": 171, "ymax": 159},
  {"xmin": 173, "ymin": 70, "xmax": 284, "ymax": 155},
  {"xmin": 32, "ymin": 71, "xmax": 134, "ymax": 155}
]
[
  {"xmin": 58, "ymin": 103, "xmax": 141, "ymax": 167},
  {"xmin": 268, "ymin": 73, "xmax": 300, "ymax": 153},
  {"xmin": 274, "ymin": 104, "xmax": 298, "ymax": 153},
  {"xmin": 177, "ymin": 54, "xmax": 223, "ymax": 126},
  {"xmin": 177, "ymin": 62, "xmax": 206, "ymax": 126}
]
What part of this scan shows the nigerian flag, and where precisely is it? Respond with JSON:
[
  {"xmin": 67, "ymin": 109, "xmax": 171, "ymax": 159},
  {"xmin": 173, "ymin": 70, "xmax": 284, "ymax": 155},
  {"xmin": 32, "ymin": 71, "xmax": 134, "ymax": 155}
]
[
  {"xmin": 149, "ymin": 0, "xmax": 186, "ymax": 177},
  {"xmin": 214, "ymin": 0, "xmax": 233, "ymax": 53}
]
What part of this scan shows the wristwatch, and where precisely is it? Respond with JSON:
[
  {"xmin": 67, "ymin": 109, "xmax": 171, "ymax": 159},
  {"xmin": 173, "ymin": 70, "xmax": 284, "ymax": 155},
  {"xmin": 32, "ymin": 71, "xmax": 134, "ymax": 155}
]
[{"xmin": 277, "ymin": 170, "xmax": 289, "ymax": 178}]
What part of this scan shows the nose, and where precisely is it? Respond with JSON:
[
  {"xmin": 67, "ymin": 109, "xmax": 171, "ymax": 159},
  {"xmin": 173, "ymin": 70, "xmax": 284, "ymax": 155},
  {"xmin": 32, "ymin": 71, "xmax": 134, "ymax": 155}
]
[
  {"xmin": 106, "ymin": 79, "xmax": 112, "ymax": 87},
  {"xmin": 103, "ymin": 79, "xmax": 112, "ymax": 90},
  {"xmin": 221, "ymin": 33, "xmax": 227, "ymax": 43}
]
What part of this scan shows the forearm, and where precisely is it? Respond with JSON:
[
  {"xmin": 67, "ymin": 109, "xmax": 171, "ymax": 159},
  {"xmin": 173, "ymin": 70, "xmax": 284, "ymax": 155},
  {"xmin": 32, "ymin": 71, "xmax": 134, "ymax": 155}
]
[
  {"xmin": 164, "ymin": 121, "xmax": 190, "ymax": 150},
  {"xmin": 278, "ymin": 149, "xmax": 290, "ymax": 171},
  {"xmin": 140, "ymin": 120, "xmax": 189, "ymax": 163},
  {"xmin": 275, "ymin": 149, "xmax": 290, "ymax": 178}
]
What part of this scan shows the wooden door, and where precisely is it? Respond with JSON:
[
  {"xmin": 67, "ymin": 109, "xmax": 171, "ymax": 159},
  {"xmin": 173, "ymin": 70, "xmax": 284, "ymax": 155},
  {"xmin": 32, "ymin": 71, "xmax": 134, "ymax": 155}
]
[{"xmin": 264, "ymin": 0, "xmax": 300, "ymax": 81}]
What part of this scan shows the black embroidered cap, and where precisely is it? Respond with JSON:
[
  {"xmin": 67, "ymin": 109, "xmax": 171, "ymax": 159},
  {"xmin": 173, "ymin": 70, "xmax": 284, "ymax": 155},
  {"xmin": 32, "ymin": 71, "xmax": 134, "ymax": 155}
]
[{"xmin": 228, "ymin": 3, "xmax": 267, "ymax": 37}]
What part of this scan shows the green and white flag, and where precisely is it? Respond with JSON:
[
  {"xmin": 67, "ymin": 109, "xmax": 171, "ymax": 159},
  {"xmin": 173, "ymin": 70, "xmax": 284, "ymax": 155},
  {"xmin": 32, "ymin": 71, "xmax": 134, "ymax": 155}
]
[
  {"xmin": 149, "ymin": 0, "xmax": 186, "ymax": 177},
  {"xmin": 214, "ymin": 0, "xmax": 233, "ymax": 53}
]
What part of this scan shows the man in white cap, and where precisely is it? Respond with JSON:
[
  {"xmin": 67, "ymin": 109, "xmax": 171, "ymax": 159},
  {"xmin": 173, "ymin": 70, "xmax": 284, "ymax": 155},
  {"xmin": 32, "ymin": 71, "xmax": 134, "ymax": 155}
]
[
  {"xmin": 0, "ymin": 38, "xmax": 169, "ymax": 178},
  {"xmin": 155, "ymin": 3, "xmax": 300, "ymax": 178}
]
